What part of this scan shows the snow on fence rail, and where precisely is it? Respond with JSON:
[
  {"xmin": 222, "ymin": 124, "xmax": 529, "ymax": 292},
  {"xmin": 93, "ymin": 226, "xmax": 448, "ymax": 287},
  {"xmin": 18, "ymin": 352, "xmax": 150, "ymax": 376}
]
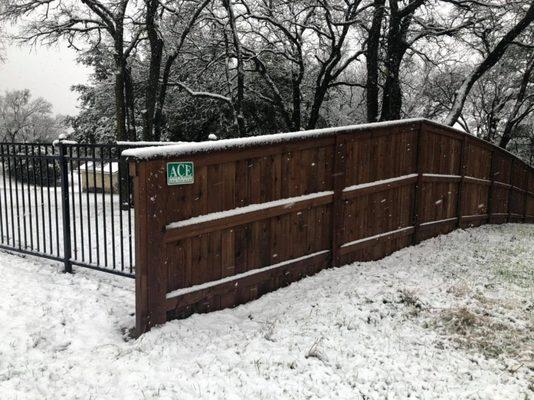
[{"xmin": 126, "ymin": 118, "xmax": 534, "ymax": 335}]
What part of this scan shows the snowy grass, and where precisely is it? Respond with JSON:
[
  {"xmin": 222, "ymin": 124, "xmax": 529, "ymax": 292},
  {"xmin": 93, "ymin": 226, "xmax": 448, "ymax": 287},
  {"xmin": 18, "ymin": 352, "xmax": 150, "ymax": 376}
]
[{"xmin": 0, "ymin": 224, "xmax": 532, "ymax": 399}]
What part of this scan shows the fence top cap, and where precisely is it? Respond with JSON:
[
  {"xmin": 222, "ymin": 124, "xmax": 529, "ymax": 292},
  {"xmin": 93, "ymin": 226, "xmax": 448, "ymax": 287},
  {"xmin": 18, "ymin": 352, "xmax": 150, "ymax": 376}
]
[
  {"xmin": 116, "ymin": 140, "xmax": 187, "ymax": 146},
  {"xmin": 123, "ymin": 118, "xmax": 433, "ymax": 160}
]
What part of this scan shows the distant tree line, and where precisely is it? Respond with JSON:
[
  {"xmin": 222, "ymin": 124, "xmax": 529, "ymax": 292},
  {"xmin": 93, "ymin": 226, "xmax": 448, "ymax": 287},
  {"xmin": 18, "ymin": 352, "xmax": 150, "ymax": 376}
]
[{"xmin": 1, "ymin": 0, "xmax": 533, "ymax": 164}]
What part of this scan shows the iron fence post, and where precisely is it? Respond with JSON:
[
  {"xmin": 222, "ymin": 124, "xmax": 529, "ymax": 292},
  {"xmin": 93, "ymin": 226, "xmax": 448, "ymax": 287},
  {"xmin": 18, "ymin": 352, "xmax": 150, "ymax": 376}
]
[{"xmin": 58, "ymin": 141, "xmax": 72, "ymax": 273}]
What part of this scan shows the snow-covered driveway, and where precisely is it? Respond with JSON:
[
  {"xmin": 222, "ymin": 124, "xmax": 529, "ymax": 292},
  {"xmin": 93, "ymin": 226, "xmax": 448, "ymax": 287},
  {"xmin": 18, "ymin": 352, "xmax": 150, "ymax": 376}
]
[{"xmin": 0, "ymin": 224, "xmax": 532, "ymax": 399}]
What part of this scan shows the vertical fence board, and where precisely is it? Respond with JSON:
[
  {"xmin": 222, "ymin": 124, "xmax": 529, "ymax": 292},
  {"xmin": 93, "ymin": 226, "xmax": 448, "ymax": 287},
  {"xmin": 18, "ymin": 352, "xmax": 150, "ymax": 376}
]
[{"xmin": 331, "ymin": 135, "xmax": 346, "ymax": 267}]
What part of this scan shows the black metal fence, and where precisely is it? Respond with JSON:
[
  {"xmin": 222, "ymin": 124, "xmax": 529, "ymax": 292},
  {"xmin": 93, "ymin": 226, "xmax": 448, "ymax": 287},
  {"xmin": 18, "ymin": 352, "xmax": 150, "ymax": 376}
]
[{"xmin": 0, "ymin": 141, "xmax": 162, "ymax": 278}]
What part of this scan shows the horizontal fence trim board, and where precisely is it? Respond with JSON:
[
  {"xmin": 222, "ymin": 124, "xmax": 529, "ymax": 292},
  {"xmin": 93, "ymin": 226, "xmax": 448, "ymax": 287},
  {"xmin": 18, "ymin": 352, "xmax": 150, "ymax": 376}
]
[
  {"xmin": 123, "ymin": 118, "xmax": 425, "ymax": 160},
  {"xmin": 461, "ymin": 214, "xmax": 489, "ymax": 222},
  {"xmin": 510, "ymin": 186, "xmax": 527, "ymax": 194},
  {"xmin": 463, "ymin": 176, "xmax": 491, "ymax": 186},
  {"xmin": 165, "ymin": 250, "xmax": 331, "ymax": 300},
  {"xmin": 165, "ymin": 251, "xmax": 331, "ymax": 312},
  {"xmin": 422, "ymin": 173, "xmax": 462, "ymax": 179},
  {"xmin": 493, "ymin": 181, "xmax": 512, "ymax": 189},
  {"xmin": 510, "ymin": 213, "xmax": 525, "ymax": 218},
  {"xmin": 342, "ymin": 176, "xmax": 418, "ymax": 200},
  {"xmin": 342, "ymin": 174, "xmax": 418, "ymax": 193},
  {"xmin": 419, "ymin": 217, "xmax": 458, "ymax": 227},
  {"xmin": 165, "ymin": 191, "xmax": 334, "ymax": 242},
  {"xmin": 421, "ymin": 175, "xmax": 461, "ymax": 184},
  {"xmin": 339, "ymin": 226, "xmax": 415, "ymax": 255}
]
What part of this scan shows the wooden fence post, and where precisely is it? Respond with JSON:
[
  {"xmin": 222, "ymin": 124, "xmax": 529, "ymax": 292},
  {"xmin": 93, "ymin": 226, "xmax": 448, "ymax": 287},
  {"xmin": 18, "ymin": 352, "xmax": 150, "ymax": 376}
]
[
  {"xmin": 523, "ymin": 166, "xmax": 529, "ymax": 222},
  {"xmin": 456, "ymin": 134, "xmax": 468, "ymax": 228},
  {"xmin": 412, "ymin": 122, "xmax": 424, "ymax": 245},
  {"xmin": 507, "ymin": 158, "xmax": 515, "ymax": 222},
  {"xmin": 487, "ymin": 149, "xmax": 496, "ymax": 224},
  {"xmin": 331, "ymin": 134, "xmax": 346, "ymax": 268},
  {"xmin": 132, "ymin": 160, "xmax": 169, "ymax": 336}
]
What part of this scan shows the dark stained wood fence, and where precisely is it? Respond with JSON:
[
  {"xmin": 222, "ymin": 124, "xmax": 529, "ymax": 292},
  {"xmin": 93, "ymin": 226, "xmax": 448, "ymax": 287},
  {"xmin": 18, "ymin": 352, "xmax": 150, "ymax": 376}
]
[{"xmin": 128, "ymin": 119, "xmax": 534, "ymax": 335}]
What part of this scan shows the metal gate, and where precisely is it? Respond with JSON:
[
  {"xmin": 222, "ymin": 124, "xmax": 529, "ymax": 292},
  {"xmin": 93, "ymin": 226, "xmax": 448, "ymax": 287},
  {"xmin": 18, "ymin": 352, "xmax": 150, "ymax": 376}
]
[{"xmin": 0, "ymin": 141, "xmax": 161, "ymax": 277}]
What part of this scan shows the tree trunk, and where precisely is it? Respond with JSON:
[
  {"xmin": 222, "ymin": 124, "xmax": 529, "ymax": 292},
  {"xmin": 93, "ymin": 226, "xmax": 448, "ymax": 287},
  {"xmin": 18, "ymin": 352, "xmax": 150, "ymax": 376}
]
[
  {"xmin": 153, "ymin": 56, "xmax": 176, "ymax": 141},
  {"xmin": 307, "ymin": 86, "xmax": 328, "ymax": 130},
  {"xmin": 291, "ymin": 76, "xmax": 301, "ymax": 131},
  {"xmin": 124, "ymin": 65, "xmax": 137, "ymax": 141},
  {"xmin": 380, "ymin": 55, "xmax": 404, "ymax": 121},
  {"xmin": 366, "ymin": 0, "xmax": 385, "ymax": 122},
  {"xmin": 379, "ymin": 2, "xmax": 414, "ymax": 121},
  {"xmin": 113, "ymin": 55, "xmax": 128, "ymax": 141},
  {"xmin": 143, "ymin": 0, "xmax": 164, "ymax": 141},
  {"xmin": 499, "ymin": 55, "xmax": 534, "ymax": 149},
  {"xmin": 222, "ymin": 0, "xmax": 246, "ymax": 137},
  {"xmin": 112, "ymin": 15, "xmax": 129, "ymax": 142}
]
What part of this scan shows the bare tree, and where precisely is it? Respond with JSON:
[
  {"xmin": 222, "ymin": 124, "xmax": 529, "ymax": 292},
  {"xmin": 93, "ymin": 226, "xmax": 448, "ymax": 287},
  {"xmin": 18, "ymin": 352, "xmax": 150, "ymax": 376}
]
[
  {"xmin": 152, "ymin": 0, "xmax": 212, "ymax": 140},
  {"xmin": 365, "ymin": 0, "xmax": 474, "ymax": 122},
  {"xmin": 0, "ymin": 89, "xmax": 65, "ymax": 142},
  {"xmin": 1, "ymin": 0, "xmax": 143, "ymax": 141},
  {"xmin": 139, "ymin": 0, "xmax": 220, "ymax": 140},
  {"xmin": 444, "ymin": 1, "xmax": 534, "ymax": 126},
  {"xmin": 146, "ymin": 0, "xmax": 247, "ymax": 138},
  {"xmin": 241, "ymin": 0, "xmax": 311, "ymax": 131},
  {"xmin": 240, "ymin": 0, "xmax": 369, "ymax": 130}
]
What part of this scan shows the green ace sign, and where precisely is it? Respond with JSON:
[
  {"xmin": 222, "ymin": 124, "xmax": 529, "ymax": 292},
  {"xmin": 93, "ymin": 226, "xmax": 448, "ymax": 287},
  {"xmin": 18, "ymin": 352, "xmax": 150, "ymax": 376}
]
[{"xmin": 167, "ymin": 162, "xmax": 194, "ymax": 185}]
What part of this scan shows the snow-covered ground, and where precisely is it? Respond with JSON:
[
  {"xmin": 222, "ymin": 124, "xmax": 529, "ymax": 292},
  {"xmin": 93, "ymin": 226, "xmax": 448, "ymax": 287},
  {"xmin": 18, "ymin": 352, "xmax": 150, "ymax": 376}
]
[{"xmin": 0, "ymin": 224, "xmax": 532, "ymax": 399}]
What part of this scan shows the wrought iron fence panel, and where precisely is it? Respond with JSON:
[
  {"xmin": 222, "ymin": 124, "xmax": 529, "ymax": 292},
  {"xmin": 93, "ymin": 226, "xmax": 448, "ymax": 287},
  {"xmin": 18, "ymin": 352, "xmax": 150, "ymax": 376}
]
[{"xmin": 0, "ymin": 140, "xmax": 166, "ymax": 278}]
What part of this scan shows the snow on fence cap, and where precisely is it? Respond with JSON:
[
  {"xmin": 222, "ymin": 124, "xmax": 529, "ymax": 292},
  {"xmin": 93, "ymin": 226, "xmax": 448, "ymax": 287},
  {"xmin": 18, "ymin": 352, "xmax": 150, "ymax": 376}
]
[
  {"xmin": 78, "ymin": 161, "xmax": 119, "ymax": 173},
  {"xmin": 122, "ymin": 118, "xmax": 429, "ymax": 160},
  {"xmin": 116, "ymin": 140, "xmax": 187, "ymax": 146}
]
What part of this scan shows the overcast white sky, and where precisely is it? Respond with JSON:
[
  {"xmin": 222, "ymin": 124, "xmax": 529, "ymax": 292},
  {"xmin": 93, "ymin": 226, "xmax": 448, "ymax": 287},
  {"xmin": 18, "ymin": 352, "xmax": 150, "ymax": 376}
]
[{"xmin": 0, "ymin": 41, "xmax": 90, "ymax": 116}]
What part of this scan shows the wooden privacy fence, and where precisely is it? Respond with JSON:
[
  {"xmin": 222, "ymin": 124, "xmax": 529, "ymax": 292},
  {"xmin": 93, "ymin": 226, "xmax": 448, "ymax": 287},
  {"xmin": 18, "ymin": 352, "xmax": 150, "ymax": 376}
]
[{"xmin": 125, "ymin": 118, "xmax": 534, "ymax": 335}]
